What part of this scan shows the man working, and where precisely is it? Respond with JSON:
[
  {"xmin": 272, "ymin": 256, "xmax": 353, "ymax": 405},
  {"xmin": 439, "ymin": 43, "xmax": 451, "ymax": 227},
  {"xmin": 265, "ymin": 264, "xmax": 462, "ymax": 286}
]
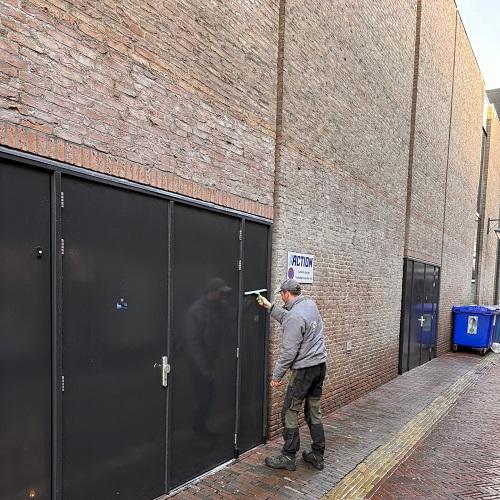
[{"xmin": 258, "ymin": 279, "xmax": 327, "ymax": 471}]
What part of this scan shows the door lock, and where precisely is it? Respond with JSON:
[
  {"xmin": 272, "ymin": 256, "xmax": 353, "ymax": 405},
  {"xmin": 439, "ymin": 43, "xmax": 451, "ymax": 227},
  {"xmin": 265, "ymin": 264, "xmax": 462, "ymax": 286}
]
[{"xmin": 154, "ymin": 356, "xmax": 171, "ymax": 387}]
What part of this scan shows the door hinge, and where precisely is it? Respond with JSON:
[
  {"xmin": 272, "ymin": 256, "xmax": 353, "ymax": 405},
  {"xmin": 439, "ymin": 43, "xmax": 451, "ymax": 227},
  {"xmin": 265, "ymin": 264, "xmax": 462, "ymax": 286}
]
[
  {"xmin": 60, "ymin": 191, "xmax": 65, "ymax": 208},
  {"xmin": 61, "ymin": 238, "xmax": 65, "ymax": 255},
  {"xmin": 234, "ymin": 433, "xmax": 237, "ymax": 445},
  {"xmin": 239, "ymin": 229, "xmax": 242, "ymax": 241},
  {"xmin": 61, "ymin": 375, "xmax": 65, "ymax": 392},
  {"xmin": 237, "ymin": 259, "xmax": 242, "ymax": 271},
  {"xmin": 236, "ymin": 347, "xmax": 239, "ymax": 358}
]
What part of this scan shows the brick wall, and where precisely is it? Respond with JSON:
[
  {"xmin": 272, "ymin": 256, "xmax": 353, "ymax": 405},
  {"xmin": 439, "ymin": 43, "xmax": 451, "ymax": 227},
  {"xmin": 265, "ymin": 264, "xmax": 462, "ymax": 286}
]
[
  {"xmin": 437, "ymin": 17, "xmax": 484, "ymax": 355},
  {"xmin": 0, "ymin": 0, "xmax": 278, "ymax": 218},
  {"xmin": 477, "ymin": 107, "xmax": 500, "ymax": 304},
  {"xmin": 0, "ymin": 0, "xmax": 493, "ymax": 439},
  {"xmin": 405, "ymin": 0, "xmax": 456, "ymax": 264},
  {"xmin": 267, "ymin": 0, "xmax": 417, "ymax": 435}
]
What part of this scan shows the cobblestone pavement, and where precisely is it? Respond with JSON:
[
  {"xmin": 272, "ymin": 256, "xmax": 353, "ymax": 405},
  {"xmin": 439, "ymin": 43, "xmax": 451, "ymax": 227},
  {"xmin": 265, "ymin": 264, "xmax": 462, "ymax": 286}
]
[
  {"xmin": 369, "ymin": 355, "xmax": 500, "ymax": 500},
  {"xmin": 168, "ymin": 352, "xmax": 498, "ymax": 499}
]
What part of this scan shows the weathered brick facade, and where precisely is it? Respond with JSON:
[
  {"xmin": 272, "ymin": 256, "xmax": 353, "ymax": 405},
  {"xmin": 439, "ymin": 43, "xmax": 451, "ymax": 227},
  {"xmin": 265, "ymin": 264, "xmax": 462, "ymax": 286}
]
[
  {"xmin": 0, "ymin": 0, "xmax": 278, "ymax": 218},
  {"xmin": 1, "ymin": 0, "xmax": 498, "ymax": 443},
  {"xmin": 477, "ymin": 106, "xmax": 500, "ymax": 304},
  {"xmin": 268, "ymin": 0, "xmax": 417, "ymax": 433},
  {"xmin": 405, "ymin": 0, "xmax": 456, "ymax": 264},
  {"xmin": 436, "ymin": 17, "xmax": 484, "ymax": 355}
]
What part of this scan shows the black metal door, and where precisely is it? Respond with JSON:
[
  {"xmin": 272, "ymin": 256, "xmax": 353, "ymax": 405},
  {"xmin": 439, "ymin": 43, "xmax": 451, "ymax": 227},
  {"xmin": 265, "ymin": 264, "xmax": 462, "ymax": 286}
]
[
  {"xmin": 400, "ymin": 259, "xmax": 440, "ymax": 374},
  {"xmin": 0, "ymin": 163, "xmax": 52, "ymax": 499},
  {"xmin": 61, "ymin": 177, "xmax": 168, "ymax": 500},
  {"xmin": 409, "ymin": 262, "xmax": 425, "ymax": 370},
  {"xmin": 239, "ymin": 221, "xmax": 268, "ymax": 453},
  {"xmin": 169, "ymin": 205, "xmax": 239, "ymax": 489}
]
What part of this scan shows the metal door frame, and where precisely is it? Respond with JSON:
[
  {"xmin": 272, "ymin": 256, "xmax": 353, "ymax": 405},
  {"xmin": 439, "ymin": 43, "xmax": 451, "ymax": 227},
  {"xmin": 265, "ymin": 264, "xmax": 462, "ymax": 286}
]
[
  {"xmin": 52, "ymin": 172, "xmax": 63, "ymax": 499},
  {"xmin": 1, "ymin": 147, "xmax": 271, "ymax": 498}
]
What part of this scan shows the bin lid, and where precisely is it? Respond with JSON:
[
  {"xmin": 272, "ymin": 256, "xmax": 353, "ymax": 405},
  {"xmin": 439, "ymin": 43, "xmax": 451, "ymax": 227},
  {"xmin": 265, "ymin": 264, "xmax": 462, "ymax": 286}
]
[{"xmin": 452, "ymin": 305, "xmax": 500, "ymax": 315}]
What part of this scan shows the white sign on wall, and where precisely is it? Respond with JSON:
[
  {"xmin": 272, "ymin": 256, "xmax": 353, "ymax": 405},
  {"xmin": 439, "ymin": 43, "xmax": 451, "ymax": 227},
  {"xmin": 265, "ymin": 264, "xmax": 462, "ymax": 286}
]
[{"xmin": 287, "ymin": 252, "xmax": 314, "ymax": 283}]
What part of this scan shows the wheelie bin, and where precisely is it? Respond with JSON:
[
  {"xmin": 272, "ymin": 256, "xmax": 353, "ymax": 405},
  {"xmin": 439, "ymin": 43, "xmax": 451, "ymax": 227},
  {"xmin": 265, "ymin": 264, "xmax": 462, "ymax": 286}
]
[{"xmin": 452, "ymin": 305, "xmax": 499, "ymax": 355}]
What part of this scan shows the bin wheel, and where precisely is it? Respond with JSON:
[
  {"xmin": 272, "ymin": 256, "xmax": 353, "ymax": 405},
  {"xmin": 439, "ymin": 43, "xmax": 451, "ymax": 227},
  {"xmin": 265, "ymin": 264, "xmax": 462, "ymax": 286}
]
[
  {"xmin": 452, "ymin": 344, "xmax": 458, "ymax": 352},
  {"xmin": 480, "ymin": 348, "xmax": 487, "ymax": 356}
]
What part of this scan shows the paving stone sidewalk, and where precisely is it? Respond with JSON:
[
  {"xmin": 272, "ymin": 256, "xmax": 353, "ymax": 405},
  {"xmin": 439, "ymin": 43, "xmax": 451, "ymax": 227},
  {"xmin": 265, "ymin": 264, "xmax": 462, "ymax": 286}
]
[
  {"xmin": 169, "ymin": 352, "xmax": 495, "ymax": 499},
  {"xmin": 369, "ymin": 354, "xmax": 500, "ymax": 500}
]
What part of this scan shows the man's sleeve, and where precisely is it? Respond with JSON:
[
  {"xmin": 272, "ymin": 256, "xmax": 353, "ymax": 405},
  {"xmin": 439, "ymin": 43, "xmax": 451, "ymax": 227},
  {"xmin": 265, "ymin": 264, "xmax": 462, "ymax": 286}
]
[
  {"xmin": 269, "ymin": 303, "xmax": 287, "ymax": 324},
  {"xmin": 272, "ymin": 314, "xmax": 304, "ymax": 381}
]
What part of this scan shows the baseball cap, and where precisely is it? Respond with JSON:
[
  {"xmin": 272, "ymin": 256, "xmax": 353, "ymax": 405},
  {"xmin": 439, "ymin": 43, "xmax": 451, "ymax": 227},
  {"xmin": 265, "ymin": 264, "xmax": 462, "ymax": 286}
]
[
  {"xmin": 275, "ymin": 279, "xmax": 301, "ymax": 295},
  {"xmin": 205, "ymin": 277, "xmax": 231, "ymax": 293}
]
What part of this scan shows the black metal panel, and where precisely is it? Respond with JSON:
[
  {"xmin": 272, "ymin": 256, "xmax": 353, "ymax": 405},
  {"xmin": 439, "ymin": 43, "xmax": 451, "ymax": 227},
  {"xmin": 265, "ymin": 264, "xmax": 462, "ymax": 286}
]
[
  {"xmin": 239, "ymin": 221, "xmax": 268, "ymax": 453},
  {"xmin": 399, "ymin": 259, "xmax": 413, "ymax": 374},
  {"xmin": 61, "ymin": 177, "xmax": 168, "ymax": 500},
  {"xmin": 409, "ymin": 261, "xmax": 425, "ymax": 370},
  {"xmin": 422, "ymin": 265, "xmax": 436, "ymax": 362},
  {"xmin": 430, "ymin": 266, "xmax": 440, "ymax": 358},
  {"xmin": 169, "ymin": 204, "xmax": 239, "ymax": 489},
  {"xmin": 0, "ymin": 163, "xmax": 51, "ymax": 499}
]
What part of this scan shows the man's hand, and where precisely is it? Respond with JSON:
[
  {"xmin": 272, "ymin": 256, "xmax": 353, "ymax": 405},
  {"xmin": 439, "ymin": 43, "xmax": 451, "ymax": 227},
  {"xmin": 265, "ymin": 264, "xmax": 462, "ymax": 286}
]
[
  {"xmin": 257, "ymin": 294, "xmax": 272, "ymax": 309},
  {"xmin": 270, "ymin": 379, "xmax": 281, "ymax": 388}
]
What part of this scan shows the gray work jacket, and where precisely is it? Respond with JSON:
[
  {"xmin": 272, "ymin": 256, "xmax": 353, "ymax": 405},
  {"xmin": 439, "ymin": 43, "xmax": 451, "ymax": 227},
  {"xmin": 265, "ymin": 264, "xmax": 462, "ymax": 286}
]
[{"xmin": 270, "ymin": 295, "xmax": 327, "ymax": 380}]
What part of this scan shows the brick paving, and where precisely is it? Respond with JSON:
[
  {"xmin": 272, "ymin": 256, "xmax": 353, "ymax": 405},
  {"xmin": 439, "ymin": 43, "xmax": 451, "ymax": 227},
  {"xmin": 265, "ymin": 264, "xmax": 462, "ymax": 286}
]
[
  {"xmin": 168, "ymin": 353, "xmax": 491, "ymax": 499},
  {"xmin": 369, "ymin": 355, "xmax": 500, "ymax": 500}
]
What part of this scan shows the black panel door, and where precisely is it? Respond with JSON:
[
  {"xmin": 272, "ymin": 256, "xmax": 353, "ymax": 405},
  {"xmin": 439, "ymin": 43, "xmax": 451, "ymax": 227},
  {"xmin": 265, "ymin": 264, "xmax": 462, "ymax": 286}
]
[
  {"xmin": 239, "ymin": 221, "xmax": 268, "ymax": 453},
  {"xmin": 409, "ymin": 262, "xmax": 425, "ymax": 370},
  {"xmin": 169, "ymin": 205, "xmax": 239, "ymax": 489},
  {"xmin": 61, "ymin": 177, "xmax": 168, "ymax": 500},
  {"xmin": 400, "ymin": 259, "xmax": 440, "ymax": 374},
  {"xmin": 0, "ymin": 164, "xmax": 51, "ymax": 499}
]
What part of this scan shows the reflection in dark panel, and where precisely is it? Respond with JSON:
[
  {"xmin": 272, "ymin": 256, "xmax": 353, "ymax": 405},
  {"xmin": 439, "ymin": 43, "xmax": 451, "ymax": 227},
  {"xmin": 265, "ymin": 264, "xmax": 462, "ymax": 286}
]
[
  {"xmin": 170, "ymin": 205, "xmax": 239, "ymax": 489},
  {"xmin": 0, "ymin": 164, "xmax": 51, "ymax": 499},
  {"xmin": 422, "ymin": 265, "xmax": 435, "ymax": 362},
  {"xmin": 409, "ymin": 262, "xmax": 425, "ymax": 370},
  {"xmin": 399, "ymin": 260, "xmax": 413, "ymax": 374},
  {"xmin": 62, "ymin": 178, "xmax": 168, "ymax": 500},
  {"xmin": 431, "ymin": 267, "xmax": 440, "ymax": 356},
  {"xmin": 239, "ymin": 222, "xmax": 268, "ymax": 453}
]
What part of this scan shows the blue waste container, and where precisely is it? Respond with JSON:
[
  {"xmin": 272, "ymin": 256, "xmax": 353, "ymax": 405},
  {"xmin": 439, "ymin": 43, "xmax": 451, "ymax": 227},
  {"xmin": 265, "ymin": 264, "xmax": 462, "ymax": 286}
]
[{"xmin": 452, "ymin": 305, "xmax": 499, "ymax": 355}]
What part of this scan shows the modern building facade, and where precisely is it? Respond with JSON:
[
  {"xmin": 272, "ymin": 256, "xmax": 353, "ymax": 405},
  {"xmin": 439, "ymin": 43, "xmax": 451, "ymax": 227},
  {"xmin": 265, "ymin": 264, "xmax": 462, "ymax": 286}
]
[{"xmin": 1, "ymin": 0, "xmax": 499, "ymax": 498}]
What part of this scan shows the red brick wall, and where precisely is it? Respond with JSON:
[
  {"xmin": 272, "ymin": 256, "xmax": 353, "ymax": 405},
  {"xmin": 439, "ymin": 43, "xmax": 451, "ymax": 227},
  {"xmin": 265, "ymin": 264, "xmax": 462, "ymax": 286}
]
[
  {"xmin": 0, "ymin": 0, "xmax": 278, "ymax": 218},
  {"xmin": 267, "ymin": 0, "xmax": 417, "ymax": 435},
  {"xmin": 437, "ymin": 17, "xmax": 484, "ymax": 355},
  {"xmin": 405, "ymin": 0, "xmax": 456, "ymax": 264},
  {"xmin": 0, "ymin": 0, "xmax": 492, "ymax": 439}
]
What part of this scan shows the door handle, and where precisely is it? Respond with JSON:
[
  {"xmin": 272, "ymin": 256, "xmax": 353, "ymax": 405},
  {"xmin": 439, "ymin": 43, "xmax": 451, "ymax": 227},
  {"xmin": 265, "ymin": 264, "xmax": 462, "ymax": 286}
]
[{"xmin": 154, "ymin": 356, "xmax": 171, "ymax": 387}]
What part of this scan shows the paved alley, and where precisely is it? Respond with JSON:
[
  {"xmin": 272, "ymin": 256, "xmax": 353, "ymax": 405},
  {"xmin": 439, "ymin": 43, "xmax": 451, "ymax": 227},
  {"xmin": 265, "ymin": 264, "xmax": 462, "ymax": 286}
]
[{"xmin": 168, "ymin": 352, "xmax": 500, "ymax": 499}]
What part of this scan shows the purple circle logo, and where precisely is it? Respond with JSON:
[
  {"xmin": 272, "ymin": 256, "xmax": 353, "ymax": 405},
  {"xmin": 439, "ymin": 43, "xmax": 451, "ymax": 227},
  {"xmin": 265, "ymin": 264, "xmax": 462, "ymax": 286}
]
[{"xmin": 288, "ymin": 267, "xmax": 295, "ymax": 278}]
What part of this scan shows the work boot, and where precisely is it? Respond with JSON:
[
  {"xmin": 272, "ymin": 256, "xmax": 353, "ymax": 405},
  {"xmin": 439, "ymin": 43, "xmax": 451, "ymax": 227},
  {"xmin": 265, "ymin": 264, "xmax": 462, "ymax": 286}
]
[
  {"xmin": 302, "ymin": 449, "xmax": 324, "ymax": 470},
  {"xmin": 264, "ymin": 453, "xmax": 296, "ymax": 471}
]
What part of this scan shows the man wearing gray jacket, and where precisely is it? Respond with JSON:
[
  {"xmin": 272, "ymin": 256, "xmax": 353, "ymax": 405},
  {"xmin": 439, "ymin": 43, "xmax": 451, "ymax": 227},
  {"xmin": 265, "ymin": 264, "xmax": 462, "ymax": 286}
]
[{"xmin": 258, "ymin": 279, "xmax": 327, "ymax": 471}]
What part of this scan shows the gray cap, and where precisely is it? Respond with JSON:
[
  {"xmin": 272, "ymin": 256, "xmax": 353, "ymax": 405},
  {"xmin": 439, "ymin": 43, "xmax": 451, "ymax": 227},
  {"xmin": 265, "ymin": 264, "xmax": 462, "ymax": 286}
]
[{"xmin": 275, "ymin": 279, "xmax": 301, "ymax": 295}]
